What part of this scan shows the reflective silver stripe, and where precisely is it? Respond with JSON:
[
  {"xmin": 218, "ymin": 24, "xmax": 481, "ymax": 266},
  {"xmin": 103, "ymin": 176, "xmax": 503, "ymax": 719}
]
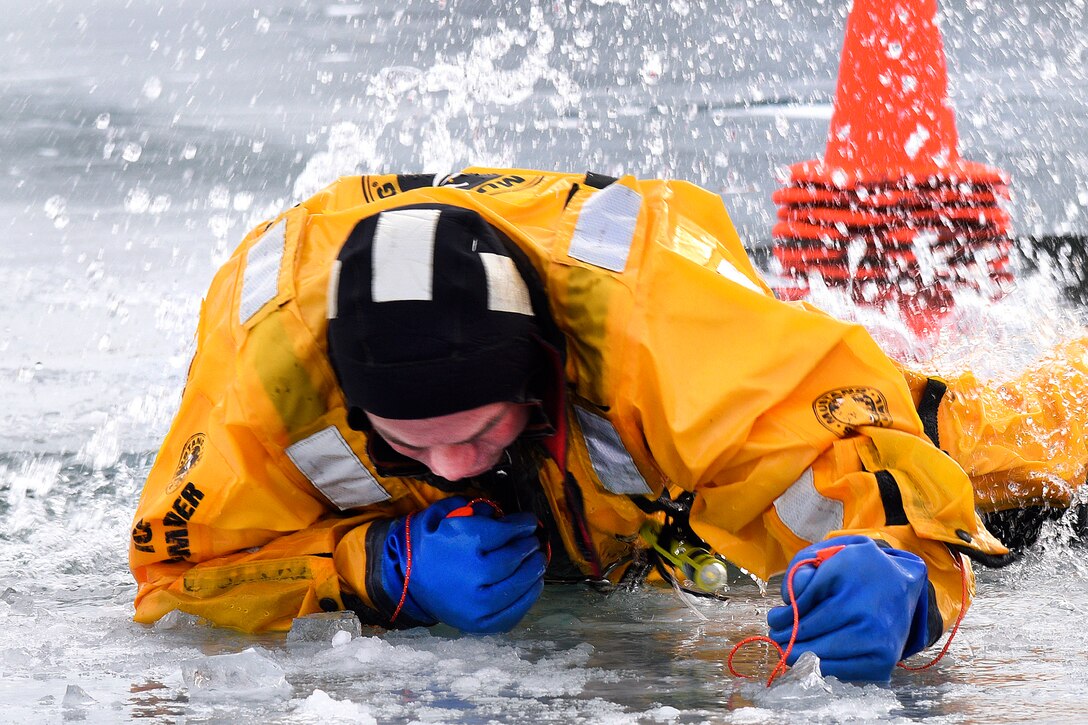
[
  {"xmin": 772, "ymin": 467, "xmax": 844, "ymax": 543},
  {"xmin": 479, "ymin": 252, "xmax": 533, "ymax": 316},
  {"xmin": 239, "ymin": 217, "xmax": 287, "ymax": 324},
  {"xmin": 286, "ymin": 426, "xmax": 391, "ymax": 510},
  {"xmin": 326, "ymin": 259, "xmax": 342, "ymax": 319},
  {"xmin": 371, "ymin": 208, "xmax": 440, "ymax": 302},
  {"xmin": 574, "ymin": 406, "xmax": 652, "ymax": 495},
  {"xmin": 568, "ymin": 183, "xmax": 642, "ymax": 273}
]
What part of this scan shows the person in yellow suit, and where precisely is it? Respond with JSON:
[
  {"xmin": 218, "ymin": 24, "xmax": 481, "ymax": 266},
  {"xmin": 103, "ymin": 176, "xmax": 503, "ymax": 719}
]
[{"xmin": 129, "ymin": 169, "xmax": 1085, "ymax": 682}]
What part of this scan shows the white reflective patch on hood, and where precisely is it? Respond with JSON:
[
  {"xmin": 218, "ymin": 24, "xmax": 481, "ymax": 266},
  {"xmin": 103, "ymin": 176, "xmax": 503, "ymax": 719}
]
[
  {"xmin": 371, "ymin": 208, "xmax": 441, "ymax": 302},
  {"xmin": 479, "ymin": 252, "xmax": 533, "ymax": 315}
]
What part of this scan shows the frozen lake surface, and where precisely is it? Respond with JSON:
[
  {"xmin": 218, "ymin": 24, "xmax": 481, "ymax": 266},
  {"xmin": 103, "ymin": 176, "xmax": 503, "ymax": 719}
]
[{"xmin": 2, "ymin": 0, "xmax": 1088, "ymax": 722}]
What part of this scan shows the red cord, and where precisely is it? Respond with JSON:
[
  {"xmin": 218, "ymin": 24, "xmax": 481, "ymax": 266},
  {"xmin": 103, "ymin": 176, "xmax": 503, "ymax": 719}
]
[
  {"xmin": 727, "ymin": 545, "xmax": 969, "ymax": 685},
  {"xmin": 727, "ymin": 551, "xmax": 828, "ymax": 686},
  {"xmin": 389, "ymin": 512, "xmax": 414, "ymax": 623}
]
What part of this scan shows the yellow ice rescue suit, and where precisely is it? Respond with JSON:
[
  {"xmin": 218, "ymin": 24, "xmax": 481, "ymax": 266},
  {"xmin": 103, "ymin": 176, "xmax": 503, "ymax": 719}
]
[{"xmin": 131, "ymin": 169, "xmax": 1023, "ymax": 640}]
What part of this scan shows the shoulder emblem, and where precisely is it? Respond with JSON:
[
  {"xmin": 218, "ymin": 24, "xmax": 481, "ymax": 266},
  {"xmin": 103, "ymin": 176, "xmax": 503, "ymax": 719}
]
[
  {"xmin": 813, "ymin": 387, "xmax": 891, "ymax": 436},
  {"xmin": 167, "ymin": 433, "xmax": 206, "ymax": 494}
]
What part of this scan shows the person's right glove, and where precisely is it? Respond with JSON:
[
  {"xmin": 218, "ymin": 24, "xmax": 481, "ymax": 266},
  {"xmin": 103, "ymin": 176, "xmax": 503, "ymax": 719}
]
[
  {"xmin": 381, "ymin": 496, "xmax": 547, "ymax": 634},
  {"xmin": 766, "ymin": 535, "xmax": 931, "ymax": 682}
]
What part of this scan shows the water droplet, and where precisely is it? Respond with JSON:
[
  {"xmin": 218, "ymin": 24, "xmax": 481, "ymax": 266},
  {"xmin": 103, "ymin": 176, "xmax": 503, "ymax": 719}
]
[
  {"xmin": 95, "ymin": 113, "xmax": 110, "ymax": 130},
  {"xmin": 232, "ymin": 193, "xmax": 253, "ymax": 212},
  {"xmin": 124, "ymin": 187, "xmax": 151, "ymax": 214},
  {"xmin": 142, "ymin": 76, "xmax": 163, "ymax": 101},
  {"xmin": 208, "ymin": 185, "xmax": 231, "ymax": 210},
  {"xmin": 640, "ymin": 51, "xmax": 664, "ymax": 85},
  {"xmin": 149, "ymin": 195, "xmax": 172, "ymax": 214},
  {"xmin": 904, "ymin": 124, "xmax": 930, "ymax": 160},
  {"xmin": 181, "ymin": 143, "xmax": 197, "ymax": 160},
  {"xmin": 255, "ymin": 16, "xmax": 271, "ymax": 34},
  {"xmin": 886, "ymin": 41, "xmax": 903, "ymax": 59},
  {"xmin": 122, "ymin": 142, "xmax": 143, "ymax": 163},
  {"xmin": 43, "ymin": 195, "xmax": 66, "ymax": 219},
  {"xmin": 195, "ymin": 46, "xmax": 206, "ymax": 60}
]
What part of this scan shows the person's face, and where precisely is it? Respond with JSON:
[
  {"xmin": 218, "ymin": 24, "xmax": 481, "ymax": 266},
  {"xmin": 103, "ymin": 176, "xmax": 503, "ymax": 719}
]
[{"xmin": 366, "ymin": 401, "xmax": 531, "ymax": 481}]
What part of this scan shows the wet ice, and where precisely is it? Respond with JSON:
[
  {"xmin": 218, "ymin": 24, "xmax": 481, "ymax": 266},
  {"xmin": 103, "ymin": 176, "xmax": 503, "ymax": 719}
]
[
  {"xmin": 2, "ymin": 0, "xmax": 1088, "ymax": 722},
  {"xmin": 182, "ymin": 647, "xmax": 293, "ymax": 701}
]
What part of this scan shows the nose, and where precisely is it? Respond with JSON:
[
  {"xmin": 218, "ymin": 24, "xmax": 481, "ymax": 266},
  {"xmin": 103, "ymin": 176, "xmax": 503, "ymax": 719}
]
[{"xmin": 425, "ymin": 444, "xmax": 485, "ymax": 481}]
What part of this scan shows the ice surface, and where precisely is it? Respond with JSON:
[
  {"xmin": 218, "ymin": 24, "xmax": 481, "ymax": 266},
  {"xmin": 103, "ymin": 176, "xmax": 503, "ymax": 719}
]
[
  {"xmin": 181, "ymin": 647, "xmax": 293, "ymax": 701},
  {"xmin": 3, "ymin": 0, "xmax": 1088, "ymax": 722}
]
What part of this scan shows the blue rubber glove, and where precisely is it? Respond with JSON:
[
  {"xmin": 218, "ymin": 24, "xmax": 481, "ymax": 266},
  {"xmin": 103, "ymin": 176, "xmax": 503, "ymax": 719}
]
[
  {"xmin": 381, "ymin": 496, "xmax": 547, "ymax": 634},
  {"xmin": 766, "ymin": 535, "xmax": 931, "ymax": 681}
]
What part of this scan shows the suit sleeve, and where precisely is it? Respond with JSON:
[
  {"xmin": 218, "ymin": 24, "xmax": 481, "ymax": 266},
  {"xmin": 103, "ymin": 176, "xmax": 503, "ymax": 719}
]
[
  {"xmin": 129, "ymin": 219, "xmax": 419, "ymax": 633},
  {"xmin": 608, "ymin": 181, "xmax": 1006, "ymax": 643},
  {"xmin": 128, "ymin": 388, "xmax": 414, "ymax": 632}
]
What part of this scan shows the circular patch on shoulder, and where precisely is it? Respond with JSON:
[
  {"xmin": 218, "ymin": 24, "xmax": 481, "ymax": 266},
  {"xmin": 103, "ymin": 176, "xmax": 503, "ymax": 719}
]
[
  {"xmin": 813, "ymin": 387, "xmax": 891, "ymax": 436},
  {"xmin": 167, "ymin": 433, "xmax": 206, "ymax": 493}
]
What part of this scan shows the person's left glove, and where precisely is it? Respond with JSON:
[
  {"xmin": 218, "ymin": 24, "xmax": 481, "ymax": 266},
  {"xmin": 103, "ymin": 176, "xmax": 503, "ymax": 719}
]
[
  {"xmin": 766, "ymin": 534, "xmax": 931, "ymax": 681},
  {"xmin": 381, "ymin": 496, "xmax": 547, "ymax": 634}
]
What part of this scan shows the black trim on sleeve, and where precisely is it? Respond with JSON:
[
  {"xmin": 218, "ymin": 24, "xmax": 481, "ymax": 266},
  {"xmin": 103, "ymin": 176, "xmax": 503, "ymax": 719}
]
[
  {"xmin": 584, "ymin": 171, "xmax": 618, "ymax": 189},
  {"xmin": 874, "ymin": 470, "xmax": 910, "ymax": 527},
  {"xmin": 918, "ymin": 378, "xmax": 947, "ymax": 448},
  {"xmin": 923, "ymin": 581, "xmax": 943, "ymax": 648}
]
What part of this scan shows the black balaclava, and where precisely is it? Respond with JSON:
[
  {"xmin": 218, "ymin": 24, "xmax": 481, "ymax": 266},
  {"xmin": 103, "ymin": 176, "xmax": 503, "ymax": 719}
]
[{"xmin": 327, "ymin": 204, "xmax": 542, "ymax": 422}]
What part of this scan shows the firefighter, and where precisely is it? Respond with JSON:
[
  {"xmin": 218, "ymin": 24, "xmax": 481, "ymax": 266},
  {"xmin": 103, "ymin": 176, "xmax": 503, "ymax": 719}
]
[{"xmin": 132, "ymin": 169, "xmax": 1081, "ymax": 682}]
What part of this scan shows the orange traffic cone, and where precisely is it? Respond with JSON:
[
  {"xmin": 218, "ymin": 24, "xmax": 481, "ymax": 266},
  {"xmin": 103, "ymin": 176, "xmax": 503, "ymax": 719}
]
[{"xmin": 769, "ymin": 0, "xmax": 1013, "ymax": 333}]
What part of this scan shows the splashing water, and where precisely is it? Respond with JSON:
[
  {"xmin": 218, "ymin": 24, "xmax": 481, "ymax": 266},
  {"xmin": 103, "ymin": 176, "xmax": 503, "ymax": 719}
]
[{"xmin": 3, "ymin": 0, "xmax": 1088, "ymax": 722}]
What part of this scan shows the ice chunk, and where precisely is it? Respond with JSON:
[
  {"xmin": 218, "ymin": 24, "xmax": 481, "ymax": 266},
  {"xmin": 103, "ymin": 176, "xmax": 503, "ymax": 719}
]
[
  {"xmin": 640, "ymin": 705, "xmax": 682, "ymax": 721},
  {"xmin": 152, "ymin": 609, "xmax": 207, "ymax": 631},
  {"xmin": 181, "ymin": 647, "xmax": 293, "ymax": 701},
  {"xmin": 287, "ymin": 611, "xmax": 362, "ymax": 643},
  {"xmin": 771, "ymin": 650, "xmax": 830, "ymax": 695},
  {"xmin": 292, "ymin": 689, "xmax": 377, "ymax": 724},
  {"xmin": 62, "ymin": 684, "xmax": 97, "ymax": 708}
]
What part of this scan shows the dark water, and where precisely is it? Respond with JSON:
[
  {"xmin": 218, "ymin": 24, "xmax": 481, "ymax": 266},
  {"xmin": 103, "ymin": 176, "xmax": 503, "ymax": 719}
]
[{"xmin": 2, "ymin": 0, "xmax": 1088, "ymax": 722}]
